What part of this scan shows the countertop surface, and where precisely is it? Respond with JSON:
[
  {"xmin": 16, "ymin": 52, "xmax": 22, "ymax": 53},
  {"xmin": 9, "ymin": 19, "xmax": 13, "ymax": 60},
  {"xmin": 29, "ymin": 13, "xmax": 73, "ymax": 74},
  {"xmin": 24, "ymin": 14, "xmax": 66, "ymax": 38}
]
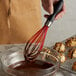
[{"xmin": 0, "ymin": 44, "xmax": 76, "ymax": 76}]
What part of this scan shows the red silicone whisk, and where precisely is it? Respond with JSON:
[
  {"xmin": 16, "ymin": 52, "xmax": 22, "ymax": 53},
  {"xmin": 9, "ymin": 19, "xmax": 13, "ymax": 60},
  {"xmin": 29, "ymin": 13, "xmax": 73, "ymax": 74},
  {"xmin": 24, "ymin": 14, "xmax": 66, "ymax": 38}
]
[{"xmin": 24, "ymin": 0, "xmax": 64, "ymax": 61}]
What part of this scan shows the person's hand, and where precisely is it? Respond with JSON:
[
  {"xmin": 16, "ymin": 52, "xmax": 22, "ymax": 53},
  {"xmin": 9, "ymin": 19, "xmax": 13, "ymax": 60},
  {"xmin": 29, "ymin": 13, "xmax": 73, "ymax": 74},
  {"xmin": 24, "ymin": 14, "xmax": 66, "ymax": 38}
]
[{"xmin": 41, "ymin": 0, "xmax": 65, "ymax": 20}]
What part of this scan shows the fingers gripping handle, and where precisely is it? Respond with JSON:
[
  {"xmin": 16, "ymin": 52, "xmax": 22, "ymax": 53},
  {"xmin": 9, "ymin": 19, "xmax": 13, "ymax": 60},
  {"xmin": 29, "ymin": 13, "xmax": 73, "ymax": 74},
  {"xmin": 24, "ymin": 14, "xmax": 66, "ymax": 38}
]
[{"xmin": 45, "ymin": 0, "xmax": 64, "ymax": 27}]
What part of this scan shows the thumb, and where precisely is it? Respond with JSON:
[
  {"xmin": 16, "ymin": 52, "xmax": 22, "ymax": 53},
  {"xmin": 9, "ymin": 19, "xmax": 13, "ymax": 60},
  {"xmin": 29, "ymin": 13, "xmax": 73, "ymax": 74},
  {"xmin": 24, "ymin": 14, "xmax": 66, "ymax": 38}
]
[{"xmin": 48, "ymin": 0, "xmax": 54, "ymax": 14}]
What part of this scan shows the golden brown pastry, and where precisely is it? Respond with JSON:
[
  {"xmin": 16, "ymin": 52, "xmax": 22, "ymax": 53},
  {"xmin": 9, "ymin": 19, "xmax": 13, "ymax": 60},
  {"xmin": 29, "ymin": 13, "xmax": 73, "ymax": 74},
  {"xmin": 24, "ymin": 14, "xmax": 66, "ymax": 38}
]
[
  {"xmin": 65, "ymin": 37, "xmax": 76, "ymax": 47},
  {"xmin": 41, "ymin": 48, "xmax": 51, "ymax": 60},
  {"xmin": 68, "ymin": 48, "xmax": 76, "ymax": 59},
  {"xmin": 53, "ymin": 42, "xmax": 65, "ymax": 53},
  {"xmin": 42, "ymin": 48, "xmax": 58, "ymax": 62},
  {"xmin": 72, "ymin": 62, "xmax": 76, "ymax": 71},
  {"xmin": 59, "ymin": 53, "xmax": 66, "ymax": 63},
  {"xmin": 42, "ymin": 48, "xmax": 51, "ymax": 54}
]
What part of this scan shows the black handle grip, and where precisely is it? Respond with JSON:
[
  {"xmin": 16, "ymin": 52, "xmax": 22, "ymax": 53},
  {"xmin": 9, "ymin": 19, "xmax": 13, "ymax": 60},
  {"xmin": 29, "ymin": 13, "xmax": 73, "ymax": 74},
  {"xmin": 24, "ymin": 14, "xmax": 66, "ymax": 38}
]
[{"xmin": 45, "ymin": 0, "xmax": 64, "ymax": 25}]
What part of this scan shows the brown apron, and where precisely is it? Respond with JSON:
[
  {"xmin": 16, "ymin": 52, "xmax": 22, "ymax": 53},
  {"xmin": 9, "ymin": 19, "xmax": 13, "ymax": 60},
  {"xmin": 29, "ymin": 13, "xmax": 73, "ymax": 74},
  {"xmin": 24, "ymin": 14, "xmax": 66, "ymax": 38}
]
[{"xmin": 0, "ymin": 0, "xmax": 42, "ymax": 44}]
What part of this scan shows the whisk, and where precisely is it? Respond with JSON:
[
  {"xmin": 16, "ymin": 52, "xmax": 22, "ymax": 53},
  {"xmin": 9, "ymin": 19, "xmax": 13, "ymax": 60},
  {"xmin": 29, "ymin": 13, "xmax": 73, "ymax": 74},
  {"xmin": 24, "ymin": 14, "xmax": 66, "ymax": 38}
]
[{"xmin": 24, "ymin": 0, "xmax": 64, "ymax": 61}]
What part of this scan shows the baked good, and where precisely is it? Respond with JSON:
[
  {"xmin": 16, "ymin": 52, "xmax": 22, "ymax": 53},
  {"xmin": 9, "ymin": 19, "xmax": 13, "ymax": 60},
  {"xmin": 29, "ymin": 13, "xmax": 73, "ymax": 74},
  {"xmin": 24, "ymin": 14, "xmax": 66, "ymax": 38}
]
[
  {"xmin": 59, "ymin": 53, "xmax": 66, "ymax": 63},
  {"xmin": 68, "ymin": 48, "xmax": 76, "ymax": 59},
  {"xmin": 41, "ymin": 48, "xmax": 51, "ymax": 60},
  {"xmin": 72, "ymin": 62, "xmax": 76, "ymax": 71},
  {"xmin": 53, "ymin": 42, "xmax": 65, "ymax": 53},
  {"xmin": 65, "ymin": 37, "xmax": 76, "ymax": 47},
  {"xmin": 42, "ymin": 48, "xmax": 51, "ymax": 54}
]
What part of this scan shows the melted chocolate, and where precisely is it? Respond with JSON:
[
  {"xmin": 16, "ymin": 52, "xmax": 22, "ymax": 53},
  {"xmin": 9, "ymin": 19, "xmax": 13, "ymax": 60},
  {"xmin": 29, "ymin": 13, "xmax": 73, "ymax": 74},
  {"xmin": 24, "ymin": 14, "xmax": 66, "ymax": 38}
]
[
  {"xmin": 9, "ymin": 60, "xmax": 53, "ymax": 72},
  {"xmin": 8, "ymin": 60, "xmax": 54, "ymax": 76}
]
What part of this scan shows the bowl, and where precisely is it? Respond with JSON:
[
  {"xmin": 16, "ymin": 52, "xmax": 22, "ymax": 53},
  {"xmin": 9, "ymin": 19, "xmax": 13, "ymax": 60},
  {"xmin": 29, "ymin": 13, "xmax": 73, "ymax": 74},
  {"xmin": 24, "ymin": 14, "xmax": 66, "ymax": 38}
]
[{"xmin": 1, "ymin": 47, "xmax": 60, "ymax": 76}]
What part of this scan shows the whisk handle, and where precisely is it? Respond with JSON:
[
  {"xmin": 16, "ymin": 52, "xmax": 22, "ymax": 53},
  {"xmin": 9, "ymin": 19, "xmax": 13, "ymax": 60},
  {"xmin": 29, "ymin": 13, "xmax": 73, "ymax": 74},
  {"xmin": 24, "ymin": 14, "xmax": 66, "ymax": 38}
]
[{"xmin": 45, "ymin": 0, "xmax": 64, "ymax": 27}]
